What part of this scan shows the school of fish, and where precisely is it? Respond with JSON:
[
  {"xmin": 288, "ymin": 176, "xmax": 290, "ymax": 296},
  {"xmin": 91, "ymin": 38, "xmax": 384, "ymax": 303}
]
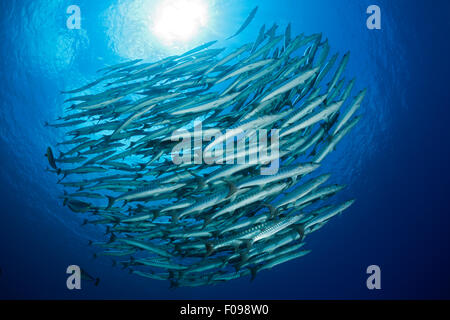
[{"xmin": 45, "ymin": 9, "xmax": 366, "ymax": 287}]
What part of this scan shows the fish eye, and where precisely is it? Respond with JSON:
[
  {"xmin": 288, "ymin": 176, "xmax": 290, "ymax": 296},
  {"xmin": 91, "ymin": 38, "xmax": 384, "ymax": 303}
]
[{"xmin": 152, "ymin": 0, "xmax": 209, "ymax": 43}]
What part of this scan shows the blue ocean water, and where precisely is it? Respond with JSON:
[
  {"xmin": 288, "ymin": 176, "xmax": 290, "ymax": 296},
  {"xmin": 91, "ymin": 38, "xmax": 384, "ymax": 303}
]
[{"xmin": 0, "ymin": 0, "xmax": 449, "ymax": 299}]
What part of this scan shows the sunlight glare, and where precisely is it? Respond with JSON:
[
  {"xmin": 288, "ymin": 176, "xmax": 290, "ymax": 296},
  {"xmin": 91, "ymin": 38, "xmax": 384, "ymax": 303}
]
[{"xmin": 153, "ymin": 0, "xmax": 209, "ymax": 43}]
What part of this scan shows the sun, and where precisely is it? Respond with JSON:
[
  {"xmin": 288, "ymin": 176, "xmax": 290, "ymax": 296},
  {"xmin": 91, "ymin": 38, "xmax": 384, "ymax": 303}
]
[{"xmin": 152, "ymin": 0, "xmax": 209, "ymax": 43}]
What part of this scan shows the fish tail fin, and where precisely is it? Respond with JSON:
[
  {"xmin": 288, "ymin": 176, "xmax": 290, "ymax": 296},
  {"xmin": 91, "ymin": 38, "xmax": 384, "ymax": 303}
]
[
  {"xmin": 242, "ymin": 239, "xmax": 254, "ymax": 251},
  {"xmin": 169, "ymin": 280, "xmax": 179, "ymax": 289},
  {"xmin": 93, "ymin": 253, "xmax": 97, "ymax": 259},
  {"xmin": 170, "ymin": 213, "xmax": 179, "ymax": 224},
  {"xmin": 87, "ymin": 240, "xmax": 93, "ymax": 246},
  {"xmin": 193, "ymin": 174, "xmax": 206, "ymax": 190},
  {"xmin": 205, "ymin": 243, "xmax": 214, "ymax": 257},
  {"xmin": 210, "ymin": 230, "xmax": 221, "ymax": 238},
  {"xmin": 94, "ymin": 278, "xmax": 100, "ymax": 286},
  {"xmin": 44, "ymin": 121, "xmax": 49, "ymax": 127},
  {"xmin": 112, "ymin": 260, "xmax": 117, "ymax": 267},
  {"xmin": 234, "ymin": 252, "xmax": 248, "ymax": 273},
  {"xmin": 240, "ymin": 252, "xmax": 249, "ymax": 264},
  {"xmin": 202, "ymin": 217, "xmax": 212, "ymax": 229},
  {"xmin": 262, "ymin": 203, "xmax": 278, "ymax": 218},
  {"xmin": 82, "ymin": 219, "xmax": 89, "ymax": 227},
  {"xmin": 224, "ymin": 179, "xmax": 237, "ymax": 198},
  {"xmin": 107, "ymin": 233, "xmax": 116, "ymax": 244},
  {"xmin": 151, "ymin": 210, "xmax": 160, "ymax": 221},
  {"xmin": 226, "ymin": 241, "xmax": 238, "ymax": 254},
  {"xmin": 295, "ymin": 225, "xmax": 306, "ymax": 242},
  {"xmin": 129, "ymin": 141, "xmax": 137, "ymax": 149},
  {"xmin": 174, "ymin": 243, "xmax": 182, "ymax": 254},
  {"xmin": 249, "ymin": 266, "xmax": 258, "ymax": 282},
  {"xmin": 220, "ymin": 258, "xmax": 229, "ymax": 269},
  {"xmin": 154, "ymin": 169, "xmax": 164, "ymax": 179},
  {"xmin": 207, "ymin": 273, "xmax": 215, "ymax": 286},
  {"xmin": 106, "ymin": 196, "xmax": 115, "ymax": 209}
]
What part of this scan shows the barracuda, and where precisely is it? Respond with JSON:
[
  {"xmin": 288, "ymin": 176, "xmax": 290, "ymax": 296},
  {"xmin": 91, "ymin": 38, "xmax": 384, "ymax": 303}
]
[
  {"xmin": 206, "ymin": 183, "xmax": 287, "ymax": 223},
  {"xmin": 237, "ymin": 163, "xmax": 319, "ymax": 189},
  {"xmin": 260, "ymin": 67, "xmax": 320, "ymax": 103},
  {"xmin": 275, "ymin": 174, "xmax": 331, "ymax": 208},
  {"xmin": 106, "ymin": 183, "xmax": 185, "ymax": 208},
  {"xmin": 280, "ymin": 100, "xmax": 343, "ymax": 137},
  {"xmin": 45, "ymin": 17, "xmax": 364, "ymax": 287}
]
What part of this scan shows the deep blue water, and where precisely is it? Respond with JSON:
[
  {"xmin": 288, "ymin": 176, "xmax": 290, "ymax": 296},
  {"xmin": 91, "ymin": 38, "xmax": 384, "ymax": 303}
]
[{"xmin": 0, "ymin": 0, "xmax": 449, "ymax": 299}]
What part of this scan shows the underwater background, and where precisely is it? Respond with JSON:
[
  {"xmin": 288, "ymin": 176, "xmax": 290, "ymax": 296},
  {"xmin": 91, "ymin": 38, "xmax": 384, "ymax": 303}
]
[{"xmin": 0, "ymin": 0, "xmax": 449, "ymax": 299}]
